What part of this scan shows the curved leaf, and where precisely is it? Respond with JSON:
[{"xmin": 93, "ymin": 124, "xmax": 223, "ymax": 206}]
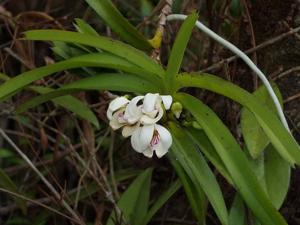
[
  {"xmin": 166, "ymin": 12, "xmax": 197, "ymax": 89},
  {"xmin": 175, "ymin": 92, "xmax": 288, "ymax": 225},
  {"xmin": 85, "ymin": 0, "xmax": 151, "ymax": 50},
  {"xmin": 0, "ymin": 73, "xmax": 99, "ymax": 128},
  {"xmin": 0, "ymin": 53, "xmax": 162, "ymax": 101},
  {"xmin": 106, "ymin": 168, "xmax": 152, "ymax": 225},
  {"xmin": 16, "ymin": 73, "xmax": 160, "ymax": 113},
  {"xmin": 24, "ymin": 30, "xmax": 164, "ymax": 76},
  {"xmin": 144, "ymin": 180, "xmax": 181, "ymax": 224},
  {"xmin": 264, "ymin": 145, "xmax": 290, "ymax": 209},
  {"xmin": 241, "ymin": 84, "xmax": 283, "ymax": 158},
  {"xmin": 186, "ymin": 128, "xmax": 233, "ymax": 184},
  {"xmin": 169, "ymin": 123, "xmax": 229, "ymax": 225},
  {"xmin": 30, "ymin": 86, "xmax": 99, "ymax": 128},
  {"xmin": 168, "ymin": 152, "xmax": 206, "ymax": 224},
  {"xmin": 174, "ymin": 73, "xmax": 300, "ymax": 166},
  {"xmin": 229, "ymin": 194, "xmax": 246, "ymax": 225}
]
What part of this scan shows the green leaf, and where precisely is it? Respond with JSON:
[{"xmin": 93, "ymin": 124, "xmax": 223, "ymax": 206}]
[
  {"xmin": 175, "ymin": 92, "xmax": 288, "ymax": 225},
  {"xmin": 168, "ymin": 152, "xmax": 206, "ymax": 224},
  {"xmin": 144, "ymin": 179, "xmax": 181, "ymax": 224},
  {"xmin": 85, "ymin": 0, "xmax": 151, "ymax": 50},
  {"xmin": 186, "ymin": 128, "xmax": 233, "ymax": 184},
  {"xmin": 174, "ymin": 73, "xmax": 300, "ymax": 166},
  {"xmin": 241, "ymin": 84, "xmax": 283, "ymax": 158},
  {"xmin": 29, "ymin": 86, "xmax": 100, "ymax": 128},
  {"xmin": 74, "ymin": 18, "xmax": 99, "ymax": 36},
  {"xmin": 0, "ymin": 53, "xmax": 162, "ymax": 101},
  {"xmin": 166, "ymin": 12, "xmax": 197, "ymax": 89},
  {"xmin": 0, "ymin": 169, "xmax": 27, "ymax": 214},
  {"xmin": 16, "ymin": 73, "xmax": 160, "ymax": 113},
  {"xmin": 0, "ymin": 72, "xmax": 100, "ymax": 128},
  {"xmin": 106, "ymin": 168, "xmax": 152, "ymax": 225},
  {"xmin": 229, "ymin": 194, "xmax": 246, "ymax": 225},
  {"xmin": 264, "ymin": 145, "xmax": 290, "ymax": 209},
  {"xmin": 169, "ymin": 123, "xmax": 229, "ymax": 225},
  {"xmin": 25, "ymin": 30, "xmax": 164, "ymax": 76}
]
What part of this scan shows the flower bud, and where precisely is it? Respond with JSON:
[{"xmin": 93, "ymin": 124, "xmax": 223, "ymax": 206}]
[{"xmin": 171, "ymin": 102, "xmax": 183, "ymax": 119}]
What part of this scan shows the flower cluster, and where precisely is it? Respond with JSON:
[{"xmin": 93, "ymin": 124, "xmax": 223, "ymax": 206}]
[{"xmin": 107, "ymin": 93, "xmax": 173, "ymax": 158}]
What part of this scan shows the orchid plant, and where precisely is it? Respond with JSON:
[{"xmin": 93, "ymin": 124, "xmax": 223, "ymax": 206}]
[{"xmin": 0, "ymin": 0, "xmax": 299, "ymax": 225}]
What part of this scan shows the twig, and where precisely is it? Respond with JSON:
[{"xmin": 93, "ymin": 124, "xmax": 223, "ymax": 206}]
[
  {"xmin": 0, "ymin": 128, "xmax": 85, "ymax": 225},
  {"xmin": 0, "ymin": 188, "xmax": 77, "ymax": 223},
  {"xmin": 272, "ymin": 66, "xmax": 300, "ymax": 81},
  {"xmin": 150, "ymin": 0, "xmax": 173, "ymax": 61},
  {"xmin": 284, "ymin": 93, "xmax": 300, "ymax": 103},
  {"xmin": 201, "ymin": 25, "xmax": 300, "ymax": 72},
  {"xmin": 242, "ymin": 0, "xmax": 258, "ymax": 89}
]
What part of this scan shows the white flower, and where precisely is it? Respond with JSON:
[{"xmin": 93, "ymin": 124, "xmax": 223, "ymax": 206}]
[
  {"xmin": 107, "ymin": 96, "xmax": 140, "ymax": 137},
  {"xmin": 131, "ymin": 124, "xmax": 172, "ymax": 158},
  {"xmin": 107, "ymin": 93, "xmax": 173, "ymax": 158},
  {"xmin": 140, "ymin": 93, "xmax": 172, "ymax": 125}
]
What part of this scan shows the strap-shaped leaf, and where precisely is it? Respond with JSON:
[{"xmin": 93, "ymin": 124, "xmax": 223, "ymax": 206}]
[
  {"xmin": 186, "ymin": 128, "xmax": 233, "ymax": 184},
  {"xmin": 169, "ymin": 123, "xmax": 229, "ymax": 225},
  {"xmin": 74, "ymin": 18, "xmax": 99, "ymax": 36},
  {"xmin": 0, "ymin": 53, "xmax": 162, "ymax": 101},
  {"xmin": 144, "ymin": 180, "xmax": 181, "ymax": 225},
  {"xmin": 25, "ymin": 30, "xmax": 164, "ymax": 76},
  {"xmin": 166, "ymin": 12, "xmax": 197, "ymax": 89},
  {"xmin": 0, "ymin": 73, "xmax": 99, "ymax": 128},
  {"xmin": 106, "ymin": 168, "xmax": 152, "ymax": 225},
  {"xmin": 175, "ymin": 92, "xmax": 287, "ymax": 225},
  {"xmin": 85, "ymin": 0, "xmax": 151, "ymax": 50},
  {"xmin": 30, "ymin": 86, "xmax": 99, "ymax": 128},
  {"xmin": 229, "ymin": 194, "xmax": 246, "ymax": 225},
  {"xmin": 174, "ymin": 73, "xmax": 300, "ymax": 166},
  {"xmin": 168, "ymin": 148, "xmax": 206, "ymax": 224},
  {"xmin": 16, "ymin": 73, "xmax": 160, "ymax": 113}
]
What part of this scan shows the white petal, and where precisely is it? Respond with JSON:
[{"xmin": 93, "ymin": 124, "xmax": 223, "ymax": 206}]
[
  {"xmin": 155, "ymin": 124, "xmax": 172, "ymax": 153},
  {"xmin": 154, "ymin": 142, "xmax": 168, "ymax": 158},
  {"xmin": 109, "ymin": 97, "xmax": 129, "ymax": 112},
  {"xmin": 122, "ymin": 123, "xmax": 139, "ymax": 138},
  {"xmin": 106, "ymin": 109, "xmax": 113, "ymax": 120},
  {"xmin": 161, "ymin": 95, "xmax": 173, "ymax": 110},
  {"xmin": 143, "ymin": 93, "xmax": 159, "ymax": 113},
  {"xmin": 107, "ymin": 96, "xmax": 129, "ymax": 120},
  {"xmin": 142, "ymin": 148, "xmax": 154, "ymax": 158},
  {"xmin": 139, "ymin": 125, "xmax": 155, "ymax": 150},
  {"xmin": 131, "ymin": 127, "xmax": 144, "ymax": 153},
  {"xmin": 140, "ymin": 107, "xmax": 163, "ymax": 125},
  {"xmin": 124, "ymin": 96, "xmax": 143, "ymax": 124},
  {"xmin": 131, "ymin": 125, "xmax": 154, "ymax": 154},
  {"xmin": 109, "ymin": 117, "xmax": 124, "ymax": 130}
]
